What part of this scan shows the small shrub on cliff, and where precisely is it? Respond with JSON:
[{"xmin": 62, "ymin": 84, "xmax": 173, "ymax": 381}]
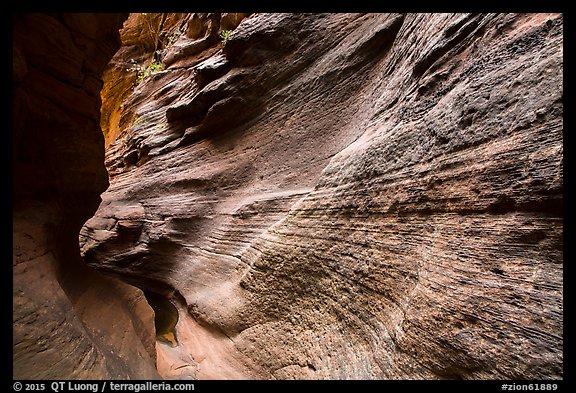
[
  {"xmin": 147, "ymin": 60, "xmax": 165, "ymax": 75},
  {"xmin": 167, "ymin": 26, "xmax": 183, "ymax": 47},
  {"xmin": 220, "ymin": 29, "xmax": 232, "ymax": 43},
  {"xmin": 128, "ymin": 59, "xmax": 165, "ymax": 86}
]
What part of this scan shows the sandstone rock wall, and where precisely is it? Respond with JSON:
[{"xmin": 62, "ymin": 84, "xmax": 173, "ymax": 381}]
[
  {"xmin": 100, "ymin": 13, "xmax": 248, "ymax": 148},
  {"xmin": 13, "ymin": 13, "xmax": 160, "ymax": 379},
  {"xmin": 80, "ymin": 13, "xmax": 562, "ymax": 380}
]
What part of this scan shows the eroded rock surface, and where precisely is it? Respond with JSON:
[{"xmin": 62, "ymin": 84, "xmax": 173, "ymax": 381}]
[
  {"xmin": 13, "ymin": 13, "xmax": 159, "ymax": 379},
  {"xmin": 81, "ymin": 13, "xmax": 563, "ymax": 379}
]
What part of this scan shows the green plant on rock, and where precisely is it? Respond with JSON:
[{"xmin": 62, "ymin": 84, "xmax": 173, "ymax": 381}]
[
  {"xmin": 167, "ymin": 26, "xmax": 183, "ymax": 47},
  {"xmin": 147, "ymin": 60, "xmax": 165, "ymax": 74},
  {"xmin": 132, "ymin": 115, "xmax": 142, "ymax": 126},
  {"xmin": 128, "ymin": 58, "xmax": 165, "ymax": 86},
  {"xmin": 220, "ymin": 29, "xmax": 232, "ymax": 43}
]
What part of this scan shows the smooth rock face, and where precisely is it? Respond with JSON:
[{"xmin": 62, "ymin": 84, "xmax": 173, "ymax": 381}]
[
  {"xmin": 81, "ymin": 13, "xmax": 563, "ymax": 379},
  {"xmin": 13, "ymin": 13, "xmax": 159, "ymax": 379}
]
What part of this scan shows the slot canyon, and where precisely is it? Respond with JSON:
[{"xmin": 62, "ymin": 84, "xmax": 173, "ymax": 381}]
[{"xmin": 13, "ymin": 13, "xmax": 563, "ymax": 380}]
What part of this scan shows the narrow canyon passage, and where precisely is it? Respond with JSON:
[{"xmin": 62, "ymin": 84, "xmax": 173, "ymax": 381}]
[{"xmin": 14, "ymin": 13, "xmax": 563, "ymax": 380}]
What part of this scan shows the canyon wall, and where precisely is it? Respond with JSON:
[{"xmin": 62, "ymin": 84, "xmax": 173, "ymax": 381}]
[
  {"xmin": 13, "ymin": 13, "xmax": 160, "ymax": 379},
  {"xmin": 81, "ymin": 13, "xmax": 563, "ymax": 380}
]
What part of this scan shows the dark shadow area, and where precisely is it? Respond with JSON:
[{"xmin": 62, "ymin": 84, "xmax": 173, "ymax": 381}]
[{"xmin": 143, "ymin": 290, "xmax": 179, "ymax": 347}]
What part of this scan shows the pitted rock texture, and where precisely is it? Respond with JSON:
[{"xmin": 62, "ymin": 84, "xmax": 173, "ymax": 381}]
[
  {"xmin": 81, "ymin": 13, "xmax": 563, "ymax": 379},
  {"xmin": 13, "ymin": 13, "xmax": 159, "ymax": 379}
]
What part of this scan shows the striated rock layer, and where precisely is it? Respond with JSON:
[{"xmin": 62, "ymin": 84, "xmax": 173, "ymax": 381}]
[
  {"xmin": 81, "ymin": 13, "xmax": 563, "ymax": 379},
  {"xmin": 13, "ymin": 13, "xmax": 160, "ymax": 379}
]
